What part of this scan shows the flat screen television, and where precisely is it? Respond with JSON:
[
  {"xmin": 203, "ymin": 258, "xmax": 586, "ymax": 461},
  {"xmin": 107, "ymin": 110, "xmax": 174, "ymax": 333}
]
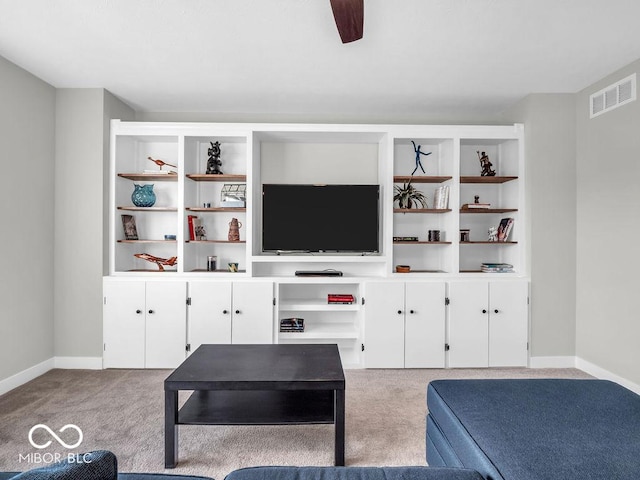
[{"xmin": 262, "ymin": 184, "xmax": 380, "ymax": 253}]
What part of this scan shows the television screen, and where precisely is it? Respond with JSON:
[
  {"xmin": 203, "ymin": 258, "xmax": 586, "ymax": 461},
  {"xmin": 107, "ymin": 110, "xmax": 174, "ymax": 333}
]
[{"xmin": 262, "ymin": 184, "xmax": 380, "ymax": 253}]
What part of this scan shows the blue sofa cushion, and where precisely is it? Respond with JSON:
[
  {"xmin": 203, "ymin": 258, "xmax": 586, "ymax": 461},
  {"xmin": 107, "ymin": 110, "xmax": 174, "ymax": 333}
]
[
  {"xmin": 427, "ymin": 379, "xmax": 640, "ymax": 480},
  {"xmin": 224, "ymin": 466, "xmax": 483, "ymax": 480},
  {"xmin": 0, "ymin": 450, "xmax": 213, "ymax": 480},
  {"xmin": 9, "ymin": 451, "xmax": 117, "ymax": 480}
]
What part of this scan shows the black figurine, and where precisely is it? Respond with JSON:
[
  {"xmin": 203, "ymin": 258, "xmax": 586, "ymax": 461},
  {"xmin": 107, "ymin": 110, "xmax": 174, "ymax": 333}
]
[
  {"xmin": 411, "ymin": 141, "xmax": 432, "ymax": 176},
  {"xmin": 477, "ymin": 151, "xmax": 496, "ymax": 176},
  {"xmin": 206, "ymin": 141, "xmax": 223, "ymax": 174}
]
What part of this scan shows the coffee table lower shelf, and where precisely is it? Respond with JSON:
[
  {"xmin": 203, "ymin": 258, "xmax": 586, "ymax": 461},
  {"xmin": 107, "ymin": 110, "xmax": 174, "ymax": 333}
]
[{"xmin": 178, "ymin": 390, "xmax": 336, "ymax": 425}]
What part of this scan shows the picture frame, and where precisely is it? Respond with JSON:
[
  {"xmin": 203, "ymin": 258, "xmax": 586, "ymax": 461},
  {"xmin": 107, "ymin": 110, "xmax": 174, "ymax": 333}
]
[{"xmin": 121, "ymin": 214, "xmax": 139, "ymax": 240}]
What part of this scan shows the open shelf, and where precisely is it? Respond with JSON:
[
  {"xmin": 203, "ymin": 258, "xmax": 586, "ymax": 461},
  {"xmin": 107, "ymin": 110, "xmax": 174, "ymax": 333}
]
[{"xmin": 179, "ymin": 390, "xmax": 334, "ymax": 425}]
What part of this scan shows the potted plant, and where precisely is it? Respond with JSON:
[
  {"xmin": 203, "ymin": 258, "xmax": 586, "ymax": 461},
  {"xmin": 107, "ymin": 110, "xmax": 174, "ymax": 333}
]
[{"xmin": 394, "ymin": 181, "xmax": 428, "ymax": 209}]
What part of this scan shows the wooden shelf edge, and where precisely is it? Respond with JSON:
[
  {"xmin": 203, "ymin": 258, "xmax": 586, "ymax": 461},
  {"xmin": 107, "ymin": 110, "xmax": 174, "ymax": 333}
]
[
  {"xmin": 117, "ymin": 206, "xmax": 178, "ymax": 212},
  {"xmin": 117, "ymin": 240, "xmax": 176, "ymax": 243},
  {"xmin": 393, "ymin": 241, "xmax": 452, "ymax": 245},
  {"xmin": 394, "ymin": 208, "xmax": 451, "ymax": 214},
  {"xmin": 186, "ymin": 174, "xmax": 246, "ymax": 182},
  {"xmin": 188, "ymin": 269, "xmax": 247, "ymax": 273},
  {"xmin": 460, "ymin": 208, "xmax": 518, "ymax": 213},
  {"xmin": 118, "ymin": 173, "xmax": 178, "ymax": 181},
  {"xmin": 185, "ymin": 240, "xmax": 246, "ymax": 244},
  {"xmin": 186, "ymin": 207, "xmax": 247, "ymax": 212},
  {"xmin": 460, "ymin": 176, "xmax": 518, "ymax": 184},
  {"xmin": 393, "ymin": 175, "xmax": 452, "ymax": 184},
  {"xmin": 460, "ymin": 241, "xmax": 518, "ymax": 244}
]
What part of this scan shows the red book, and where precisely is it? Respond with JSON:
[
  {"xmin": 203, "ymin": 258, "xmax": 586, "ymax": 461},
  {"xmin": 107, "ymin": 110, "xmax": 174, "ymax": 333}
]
[
  {"xmin": 328, "ymin": 294, "xmax": 355, "ymax": 304},
  {"xmin": 187, "ymin": 215, "xmax": 197, "ymax": 241}
]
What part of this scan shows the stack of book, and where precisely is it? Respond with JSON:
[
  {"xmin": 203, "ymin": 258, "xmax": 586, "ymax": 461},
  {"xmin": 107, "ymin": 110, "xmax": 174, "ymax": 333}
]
[
  {"xmin": 481, "ymin": 263, "xmax": 514, "ymax": 273},
  {"xmin": 280, "ymin": 318, "xmax": 304, "ymax": 333},
  {"xmin": 328, "ymin": 294, "xmax": 355, "ymax": 304},
  {"xmin": 461, "ymin": 202, "xmax": 491, "ymax": 210},
  {"xmin": 433, "ymin": 185, "xmax": 450, "ymax": 209}
]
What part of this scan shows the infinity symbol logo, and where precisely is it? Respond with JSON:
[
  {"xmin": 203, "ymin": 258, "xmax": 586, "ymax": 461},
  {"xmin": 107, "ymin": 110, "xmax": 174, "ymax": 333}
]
[{"xmin": 28, "ymin": 424, "xmax": 83, "ymax": 449}]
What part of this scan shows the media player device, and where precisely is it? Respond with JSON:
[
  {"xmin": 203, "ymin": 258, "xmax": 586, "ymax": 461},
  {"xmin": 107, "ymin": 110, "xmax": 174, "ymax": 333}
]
[{"xmin": 294, "ymin": 270, "xmax": 343, "ymax": 277}]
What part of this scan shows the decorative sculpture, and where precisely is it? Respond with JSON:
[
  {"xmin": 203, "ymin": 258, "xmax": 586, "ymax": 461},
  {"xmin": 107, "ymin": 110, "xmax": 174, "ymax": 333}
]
[
  {"xmin": 477, "ymin": 151, "xmax": 496, "ymax": 176},
  {"xmin": 147, "ymin": 157, "xmax": 177, "ymax": 172},
  {"xmin": 488, "ymin": 226, "xmax": 498, "ymax": 242},
  {"xmin": 134, "ymin": 253, "xmax": 177, "ymax": 271},
  {"xmin": 411, "ymin": 141, "xmax": 432, "ymax": 175},
  {"xmin": 206, "ymin": 141, "xmax": 223, "ymax": 174},
  {"xmin": 228, "ymin": 217, "xmax": 242, "ymax": 241}
]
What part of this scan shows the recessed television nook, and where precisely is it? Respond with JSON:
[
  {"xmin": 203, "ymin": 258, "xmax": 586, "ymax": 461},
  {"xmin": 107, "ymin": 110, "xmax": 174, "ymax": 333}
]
[{"xmin": 251, "ymin": 129, "xmax": 387, "ymax": 277}]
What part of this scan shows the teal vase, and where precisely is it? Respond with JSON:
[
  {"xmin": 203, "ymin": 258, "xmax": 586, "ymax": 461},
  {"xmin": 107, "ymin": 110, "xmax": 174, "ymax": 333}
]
[{"xmin": 131, "ymin": 184, "xmax": 156, "ymax": 207}]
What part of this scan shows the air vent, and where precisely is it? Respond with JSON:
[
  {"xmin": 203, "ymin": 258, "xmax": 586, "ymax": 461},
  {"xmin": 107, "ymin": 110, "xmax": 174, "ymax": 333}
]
[{"xmin": 590, "ymin": 73, "xmax": 636, "ymax": 118}]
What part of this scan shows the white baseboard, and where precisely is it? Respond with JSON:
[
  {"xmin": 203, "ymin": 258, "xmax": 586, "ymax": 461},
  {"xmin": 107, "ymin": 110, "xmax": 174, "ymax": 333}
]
[
  {"xmin": 576, "ymin": 357, "xmax": 640, "ymax": 395},
  {"xmin": 0, "ymin": 358, "xmax": 54, "ymax": 396},
  {"xmin": 0, "ymin": 357, "xmax": 103, "ymax": 396},
  {"xmin": 529, "ymin": 355, "xmax": 576, "ymax": 368},
  {"xmin": 53, "ymin": 356, "xmax": 103, "ymax": 370}
]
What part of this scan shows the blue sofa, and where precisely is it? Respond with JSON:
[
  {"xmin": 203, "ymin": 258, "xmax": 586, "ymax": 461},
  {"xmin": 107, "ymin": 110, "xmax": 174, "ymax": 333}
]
[
  {"xmin": 0, "ymin": 450, "xmax": 480, "ymax": 480},
  {"xmin": 426, "ymin": 379, "xmax": 640, "ymax": 480}
]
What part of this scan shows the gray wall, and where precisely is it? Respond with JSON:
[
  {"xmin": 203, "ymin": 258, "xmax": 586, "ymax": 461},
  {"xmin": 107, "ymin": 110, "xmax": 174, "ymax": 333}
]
[
  {"xmin": 0, "ymin": 56, "xmax": 56, "ymax": 380},
  {"xmin": 501, "ymin": 94, "xmax": 577, "ymax": 359},
  {"xmin": 53, "ymin": 89, "xmax": 134, "ymax": 359},
  {"xmin": 575, "ymin": 60, "xmax": 640, "ymax": 385}
]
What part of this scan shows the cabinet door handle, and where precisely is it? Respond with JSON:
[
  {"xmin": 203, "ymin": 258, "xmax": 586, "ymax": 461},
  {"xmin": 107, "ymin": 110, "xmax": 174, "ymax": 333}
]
[
  {"xmin": 235, "ymin": 310, "xmax": 241, "ymax": 314},
  {"xmin": 494, "ymin": 309, "xmax": 499, "ymax": 314},
  {"xmin": 135, "ymin": 309, "xmax": 142, "ymax": 314},
  {"xmin": 222, "ymin": 309, "xmax": 229, "ymax": 314},
  {"xmin": 482, "ymin": 309, "xmax": 487, "ymax": 314},
  {"xmin": 148, "ymin": 310, "xmax": 154, "ymax": 314},
  {"xmin": 409, "ymin": 310, "xmax": 415, "ymax": 314},
  {"xmin": 397, "ymin": 310, "xmax": 403, "ymax": 315}
]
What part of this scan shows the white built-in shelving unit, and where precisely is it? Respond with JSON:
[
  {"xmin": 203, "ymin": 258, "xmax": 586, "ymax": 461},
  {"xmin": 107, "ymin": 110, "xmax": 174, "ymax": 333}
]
[{"xmin": 105, "ymin": 121, "xmax": 527, "ymax": 369}]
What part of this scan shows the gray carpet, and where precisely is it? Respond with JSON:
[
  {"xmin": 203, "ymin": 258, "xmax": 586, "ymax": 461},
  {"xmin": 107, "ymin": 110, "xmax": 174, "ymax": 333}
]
[{"xmin": 0, "ymin": 367, "xmax": 592, "ymax": 479}]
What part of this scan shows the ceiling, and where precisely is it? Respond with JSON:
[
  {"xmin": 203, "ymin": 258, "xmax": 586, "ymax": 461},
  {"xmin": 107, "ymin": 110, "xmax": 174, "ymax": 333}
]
[{"xmin": 2, "ymin": 0, "xmax": 640, "ymax": 120}]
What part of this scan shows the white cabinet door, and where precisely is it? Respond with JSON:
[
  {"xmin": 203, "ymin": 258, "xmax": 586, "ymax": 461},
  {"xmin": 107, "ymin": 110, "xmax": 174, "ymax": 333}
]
[
  {"xmin": 405, "ymin": 282, "xmax": 446, "ymax": 368},
  {"xmin": 188, "ymin": 281, "xmax": 232, "ymax": 352},
  {"xmin": 448, "ymin": 281, "xmax": 489, "ymax": 368},
  {"xmin": 364, "ymin": 282, "xmax": 405, "ymax": 368},
  {"xmin": 145, "ymin": 281, "xmax": 187, "ymax": 368},
  {"xmin": 489, "ymin": 281, "xmax": 528, "ymax": 367},
  {"xmin": 231, "ymin": 282, "xmax": 274, "ymax": 344},
  {"xmin": 103, "ymin": 280, "xmax": 146, "ymax": 368}
]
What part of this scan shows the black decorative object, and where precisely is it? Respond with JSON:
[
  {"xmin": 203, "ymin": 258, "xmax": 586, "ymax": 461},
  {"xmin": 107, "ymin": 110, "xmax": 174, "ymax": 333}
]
[
  {"xmin": 477, "ymin": 151, "xmax": 496, "ymax": 176},
  {"xmin": 411, "ymin": 141, "xmax": 432, "ymax": 175},
  {"xmin": 206, "ymin": 141, "xmax": 223, "ymax": 174}
]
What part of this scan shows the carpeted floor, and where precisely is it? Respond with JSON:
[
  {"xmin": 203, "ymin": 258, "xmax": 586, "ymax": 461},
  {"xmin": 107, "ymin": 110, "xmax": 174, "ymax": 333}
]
[{"xmin": 0, "ymin": 367, "xmax": 592, "ymax": 479}]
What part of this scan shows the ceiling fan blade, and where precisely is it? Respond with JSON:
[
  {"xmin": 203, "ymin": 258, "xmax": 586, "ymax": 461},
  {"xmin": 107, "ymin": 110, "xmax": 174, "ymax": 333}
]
[{"xmin": 329, "ymin": 0, "xmax": 364, "ymax": 43}]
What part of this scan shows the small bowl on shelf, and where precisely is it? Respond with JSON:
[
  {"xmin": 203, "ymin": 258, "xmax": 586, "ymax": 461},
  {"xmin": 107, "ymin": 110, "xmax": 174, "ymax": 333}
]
[{"xmin": 395, "ymin": 265, "xmax": 411, "ymax": 273}]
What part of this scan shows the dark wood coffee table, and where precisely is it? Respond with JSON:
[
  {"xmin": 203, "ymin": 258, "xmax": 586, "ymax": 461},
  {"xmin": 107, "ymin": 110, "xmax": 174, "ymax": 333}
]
[{"xmin": 164, "ymin": 344, "xmax": 346, "ymax": 468}]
